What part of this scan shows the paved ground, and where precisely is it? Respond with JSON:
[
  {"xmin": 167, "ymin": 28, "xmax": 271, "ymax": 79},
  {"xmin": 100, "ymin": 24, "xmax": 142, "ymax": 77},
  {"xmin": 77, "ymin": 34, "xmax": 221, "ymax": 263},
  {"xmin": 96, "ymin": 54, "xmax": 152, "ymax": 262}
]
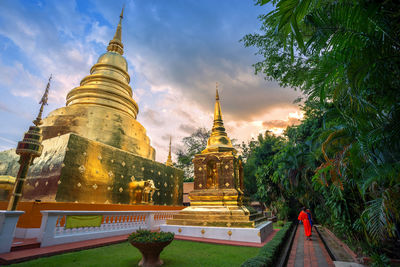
[{"xmin": 287, "ymin": 224, "xmax": 335, "ymax": 267}]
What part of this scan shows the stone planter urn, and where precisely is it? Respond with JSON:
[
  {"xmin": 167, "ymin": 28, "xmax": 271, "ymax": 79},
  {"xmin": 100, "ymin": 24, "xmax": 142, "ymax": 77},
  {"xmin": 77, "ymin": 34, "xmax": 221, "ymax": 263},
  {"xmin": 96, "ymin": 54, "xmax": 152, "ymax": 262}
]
[
  {"xmin": 130, "ymin": 240, "xmax": 173, "ymax": 267},
  {"xmin": 128, "ymin": 230, "xmax": 174, "ymax": 267}
]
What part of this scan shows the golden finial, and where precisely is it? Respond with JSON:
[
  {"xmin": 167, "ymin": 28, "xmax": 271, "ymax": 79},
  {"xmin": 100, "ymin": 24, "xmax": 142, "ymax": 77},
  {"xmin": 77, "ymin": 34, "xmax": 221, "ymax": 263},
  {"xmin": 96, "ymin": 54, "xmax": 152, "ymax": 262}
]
[
  {"xmin": 120, "ymin": 5, "xmax": 124, "ymax": 20},
  {"xmin": 214, "ymin": 82, "xmax": 222, "ymax": 122},
  {"xmin": 107, "ymin": 6, "xmax": 125, "ymax": 55},
  {"xmin": 202, "ymin": 83, "xmax": 235, "ymax": 154},
  {"xmin": 216, "ymin": 82, "xmax": 219, "ymax": 100},
  {"xmin": 166, "ymin": 136, "xmax": 173, "ymax": 166},
  {"xmin": 33, "ymin": 75, "xmax": 52, "ymax": 126}
]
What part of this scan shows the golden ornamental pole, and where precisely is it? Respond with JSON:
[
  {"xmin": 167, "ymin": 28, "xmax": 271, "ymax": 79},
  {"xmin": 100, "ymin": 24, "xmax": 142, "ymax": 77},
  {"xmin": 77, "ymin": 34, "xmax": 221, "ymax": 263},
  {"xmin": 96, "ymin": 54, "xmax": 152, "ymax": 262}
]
[{"xmin": 7, "ymin": 75, "xmax": 52, "ymax": 211}]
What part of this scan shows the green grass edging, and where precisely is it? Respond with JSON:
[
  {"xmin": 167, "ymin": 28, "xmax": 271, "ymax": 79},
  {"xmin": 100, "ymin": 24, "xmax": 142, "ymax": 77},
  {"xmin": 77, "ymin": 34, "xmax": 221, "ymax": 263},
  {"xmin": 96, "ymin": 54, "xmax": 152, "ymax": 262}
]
[{"xmin": 241, "ymin": 222, "xmax": 294, "ymax": 267}]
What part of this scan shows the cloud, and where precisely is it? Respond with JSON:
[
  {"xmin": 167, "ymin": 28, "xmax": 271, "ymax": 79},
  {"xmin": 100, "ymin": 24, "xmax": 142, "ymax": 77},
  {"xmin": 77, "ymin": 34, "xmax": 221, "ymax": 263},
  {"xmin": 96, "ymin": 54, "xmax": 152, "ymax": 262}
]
[
  {"xmin": 0, "ymin": 101, "xmax": 31, "ymax": 119},
  {"xmin": 141, "ymin": 108, "xmax": 164, "ymax": 126},
  {"xmin": 0, "ymin": 136, "xmax": 17, "ymax": 145},
  {"xmin": 0, "ymin": 103, "xmax": 14, "ymax": 113},
  {"xmin": 161, "ymin": 135, "xmax": 171, "ymax": 141},
  {"xmin": 86, "ymin": 21, "xmax": 110, "ymax": 45},
  {"xmin": 262, "ymin": 116, "xmax": 301, "ymax": 129},
  {"xmin": 118, "ymin": 2, "xmax": 302, "ymax": 122},
  {"xmin": 179, "ymin": 124, "xmax": 196, "ymax": 134},
  {"xmin": 0, "ymin": 0, "xmax": 302, "ymax": 162}
]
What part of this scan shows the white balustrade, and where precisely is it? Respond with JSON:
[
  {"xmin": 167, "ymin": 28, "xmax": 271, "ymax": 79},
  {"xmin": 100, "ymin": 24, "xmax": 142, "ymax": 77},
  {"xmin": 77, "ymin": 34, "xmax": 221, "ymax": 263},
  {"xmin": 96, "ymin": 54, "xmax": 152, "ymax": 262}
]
[{"xmin": 38, "ymin": 210, "xmax": 179, "ymax": 247}]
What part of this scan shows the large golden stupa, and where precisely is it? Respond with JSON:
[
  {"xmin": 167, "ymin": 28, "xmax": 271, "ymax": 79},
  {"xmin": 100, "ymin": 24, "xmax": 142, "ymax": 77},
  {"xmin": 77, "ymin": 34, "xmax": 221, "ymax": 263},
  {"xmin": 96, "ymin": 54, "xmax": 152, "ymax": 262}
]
[
  {"xmin": 0, "ymin": 9, "xmax": 183, "ymax": 206},
  {"xmin": 41, "ymin": 9, "xmax": 154, "ymax": 160}
]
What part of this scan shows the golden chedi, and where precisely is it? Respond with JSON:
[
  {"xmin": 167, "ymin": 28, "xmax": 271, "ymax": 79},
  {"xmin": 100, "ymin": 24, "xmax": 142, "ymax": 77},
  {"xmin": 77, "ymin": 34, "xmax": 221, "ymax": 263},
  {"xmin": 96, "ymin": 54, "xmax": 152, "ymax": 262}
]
[
  {"xmin": 165, "ymin": 137, "xmax": 173, "ymax": 167},
  {"xmin": 162, "ymin": 85, "xmax": 271, "ymax": 243},
  {"xmin": 189, "ymin": 86, "xmax": 246, "ymax": 209},
  {"xmin": 41, "ymin": 9, "xmax": 154, "ymax": 160},
  {"xmin": 0, "ymin": 9, "xmax": 183, "ymax": 206}
]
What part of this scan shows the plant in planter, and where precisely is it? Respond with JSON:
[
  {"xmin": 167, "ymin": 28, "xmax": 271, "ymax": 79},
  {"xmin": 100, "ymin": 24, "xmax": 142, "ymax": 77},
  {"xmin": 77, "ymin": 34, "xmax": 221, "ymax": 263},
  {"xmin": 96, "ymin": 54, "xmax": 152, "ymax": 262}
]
[{"xmin": 128, "ymin": 229, "xmax": 174, "ymax": 267}]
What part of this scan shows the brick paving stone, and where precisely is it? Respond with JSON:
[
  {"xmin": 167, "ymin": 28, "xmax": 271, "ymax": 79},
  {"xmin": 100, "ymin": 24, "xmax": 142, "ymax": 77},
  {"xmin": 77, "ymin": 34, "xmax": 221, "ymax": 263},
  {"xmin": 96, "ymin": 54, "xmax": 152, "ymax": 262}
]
[
  {"xmin": 287, "ymin": 224, "xmax": 300, "ymax": 267},
  {"xmin": 295, "ymin": 224, "xmax": 305, "ymax": 267},
  {"xmin": 287, "ymin": 224, "xmax": 335, "ymax": 267},
  {"xmin": 313, "ymin": 232, "xmax": 331, "ymax": 266}
]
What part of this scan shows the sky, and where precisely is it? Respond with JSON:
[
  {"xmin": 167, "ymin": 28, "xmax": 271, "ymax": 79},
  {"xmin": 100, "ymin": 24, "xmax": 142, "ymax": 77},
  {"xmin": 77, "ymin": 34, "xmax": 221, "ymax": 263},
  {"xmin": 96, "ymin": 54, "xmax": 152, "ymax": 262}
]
[{"xmin": 0, "ymin": 0, "xmax": 302, "ymax": 163}]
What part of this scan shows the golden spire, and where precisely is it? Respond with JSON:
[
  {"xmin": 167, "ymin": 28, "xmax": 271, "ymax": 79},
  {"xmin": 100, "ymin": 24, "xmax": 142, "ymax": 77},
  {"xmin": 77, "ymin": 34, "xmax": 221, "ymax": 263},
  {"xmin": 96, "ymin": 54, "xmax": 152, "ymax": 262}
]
[
  {"xmin": 8, "ymin": 76, "xmax": 49, "ymax": 210},
  {"xmin": 166, "ymin": 136, "xmax": 173, "ymax": 166},
  {"xmin": 107, "ymin": 6, "xmax": 124, "ymax": 55},
  {"xmin": 66, "ymin": 7, "xmax": 139, "ymax": 120},
  {"xmin": 202, "ymin": 83, "xmax": 235, "ymax": 154},
  {"xmin": 214, "ymin": 82, "xmax": 222, "ymax": 121},
  {"xmin": 33, "ymin": 74, "xmax": 52, "ymax": 126}
]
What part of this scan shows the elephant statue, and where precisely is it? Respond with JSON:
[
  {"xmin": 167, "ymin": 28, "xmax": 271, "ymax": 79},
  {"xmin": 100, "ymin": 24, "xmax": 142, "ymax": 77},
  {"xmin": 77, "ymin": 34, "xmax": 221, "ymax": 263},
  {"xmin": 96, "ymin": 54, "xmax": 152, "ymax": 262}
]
[{"xmin": 128, "ymin": 179, "xmax": 158, "ymax": 204}]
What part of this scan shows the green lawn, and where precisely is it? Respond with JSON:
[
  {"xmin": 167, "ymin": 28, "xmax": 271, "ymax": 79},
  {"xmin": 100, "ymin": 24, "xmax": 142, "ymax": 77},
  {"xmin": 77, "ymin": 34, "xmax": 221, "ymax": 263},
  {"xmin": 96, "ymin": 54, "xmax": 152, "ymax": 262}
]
[
  {"xmin": 273, "ymin": 221, "xmax": 285, "ymax": 230},
  {"xmin": 10, "ymin": 240, "xmax": 259, "ymax": 267}
]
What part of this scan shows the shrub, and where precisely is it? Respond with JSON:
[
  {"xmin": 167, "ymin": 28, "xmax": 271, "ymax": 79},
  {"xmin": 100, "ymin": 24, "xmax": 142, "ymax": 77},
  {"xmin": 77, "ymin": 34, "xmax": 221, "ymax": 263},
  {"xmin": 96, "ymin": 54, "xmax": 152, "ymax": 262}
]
[
  {"xmin": 241, "ymin": 221, "xmax": 294, "ymax": 267},
  {"xmin": 276, "ymin": 220, "xmax": 285, "ymax": 227},
  {"xmin": 128, "ymin": 229, "xmax": 174, "ymax": 243},
  {"xmin": 241, "ymin": 256, "xmax": 269, "ymax": 267}
]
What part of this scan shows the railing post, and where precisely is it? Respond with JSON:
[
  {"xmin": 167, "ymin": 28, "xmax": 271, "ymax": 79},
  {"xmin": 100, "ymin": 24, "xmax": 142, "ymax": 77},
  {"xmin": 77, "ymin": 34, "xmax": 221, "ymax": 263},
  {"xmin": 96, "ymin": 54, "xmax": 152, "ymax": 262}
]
[
  {"xmin": 0, "ymin": 210, "xmax": 24, "ymax": 254},
  {"xmin": 146, "ymin": 212, "xmax": 157, "ymax": 230},
  {"xmin": 39, "ymin": 211, "xmax": 60, "ymax": 247}
]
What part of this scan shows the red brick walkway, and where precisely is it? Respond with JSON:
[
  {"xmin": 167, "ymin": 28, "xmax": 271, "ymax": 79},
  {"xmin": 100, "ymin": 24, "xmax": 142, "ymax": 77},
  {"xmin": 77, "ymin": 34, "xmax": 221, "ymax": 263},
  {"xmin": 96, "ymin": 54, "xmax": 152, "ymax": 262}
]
[{"xmin": 287, "ymin": 224, "xmax": 334, "ymax": 267}]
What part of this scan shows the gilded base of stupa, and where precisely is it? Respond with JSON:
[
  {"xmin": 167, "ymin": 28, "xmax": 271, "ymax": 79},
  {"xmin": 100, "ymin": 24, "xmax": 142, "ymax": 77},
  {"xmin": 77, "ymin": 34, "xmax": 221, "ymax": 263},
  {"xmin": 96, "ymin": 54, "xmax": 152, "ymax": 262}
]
[
  {"xmin": 0, "ymin": 133, "xmax": 183, "ymax": 205},
  {"xmin": 166, "ymin": 205, "xmax": 267, "ymax": 228},
  {"xmin": 163, "ymin": 190, "xmax": 272, "ymax": 243},
  {"xmin": 168, "ymin": 188, "xmax": 267, "ymax": 228}
]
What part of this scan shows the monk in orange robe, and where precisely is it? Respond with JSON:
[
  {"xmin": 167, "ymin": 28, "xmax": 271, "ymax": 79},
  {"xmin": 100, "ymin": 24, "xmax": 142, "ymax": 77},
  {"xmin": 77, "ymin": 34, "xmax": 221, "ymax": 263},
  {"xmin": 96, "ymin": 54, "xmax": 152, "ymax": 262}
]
[{"xmin": 298, "ymin": 207, "xmax": 312, "ymax": 240}]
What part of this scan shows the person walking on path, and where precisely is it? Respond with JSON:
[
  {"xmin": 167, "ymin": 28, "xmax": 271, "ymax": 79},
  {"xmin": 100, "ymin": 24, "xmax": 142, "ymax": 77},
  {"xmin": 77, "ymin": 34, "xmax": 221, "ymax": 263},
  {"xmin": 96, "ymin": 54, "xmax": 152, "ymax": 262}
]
[
  {"xmin": 306, "ymin": 209, "xmax": 313, "ymax": 228},
  {"xmin": 298, "ymin": 207, "xmax": 312, "ymax": 240}
]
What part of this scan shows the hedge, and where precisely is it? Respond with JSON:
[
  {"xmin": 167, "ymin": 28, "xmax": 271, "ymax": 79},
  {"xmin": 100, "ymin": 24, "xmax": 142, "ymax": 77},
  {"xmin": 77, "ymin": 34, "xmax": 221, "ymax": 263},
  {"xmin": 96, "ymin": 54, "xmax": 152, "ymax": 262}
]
[{"xmin": 241, "ymin": 221, "xmax": 294, "ymax": 267}]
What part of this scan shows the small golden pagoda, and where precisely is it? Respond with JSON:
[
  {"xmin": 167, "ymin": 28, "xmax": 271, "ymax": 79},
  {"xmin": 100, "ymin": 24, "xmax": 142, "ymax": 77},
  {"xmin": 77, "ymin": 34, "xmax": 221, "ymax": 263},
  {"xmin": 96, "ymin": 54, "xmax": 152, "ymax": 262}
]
[
  {"xmin": 164, "ymin": 85, "xmax": 269, "ymax": 236},
  {"xmin": 165, "ymin": 137, "xmax": 173, "ymax": 166}
]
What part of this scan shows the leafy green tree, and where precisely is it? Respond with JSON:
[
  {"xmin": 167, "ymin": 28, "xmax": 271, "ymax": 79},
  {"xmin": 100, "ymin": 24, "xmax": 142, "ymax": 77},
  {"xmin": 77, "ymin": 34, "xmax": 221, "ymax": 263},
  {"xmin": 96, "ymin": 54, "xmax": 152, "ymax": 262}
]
[
  {"xmin": 175, "ymin": 128, "xmax": 240, "ymax": 182},
  {"xmin": 242, "ymin": 132, "xmax": 287, "ymax": 214},
  {"xmin": 243, "ymin": 0, "xmax": 400, "ymax": 260},
  {"xmin": 239, "ymin": 138, "xmax": 260, "ymax": 198},
  {"xmin": 175, "ymin": 128, "xmax": 210, "ymax": 181}
]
